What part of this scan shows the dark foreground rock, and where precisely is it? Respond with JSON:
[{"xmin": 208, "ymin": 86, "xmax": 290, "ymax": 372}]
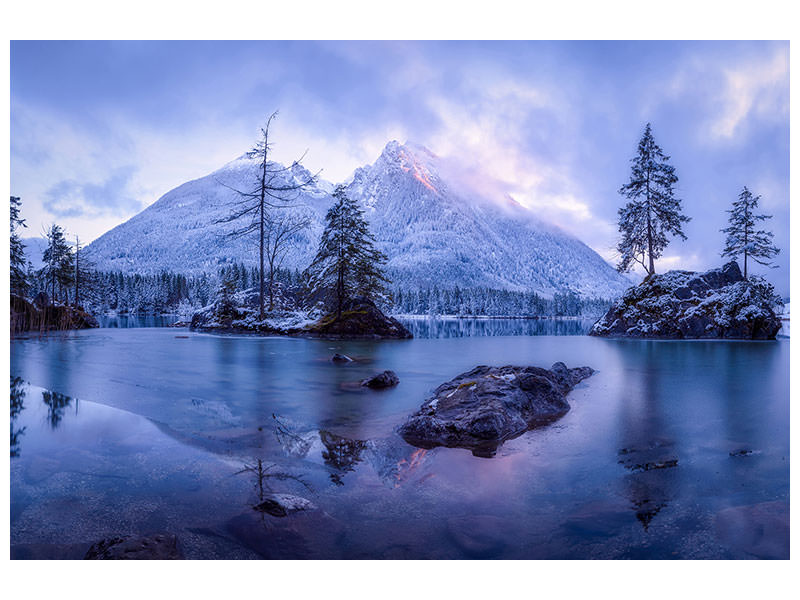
[
  {"xmin": 589, "ymin": 261, "xmax": 782, "ymax": 339},
  {"xmin": 304, "ymin": 297, "xmax": 413, "ymax": 339},
  {"xmin": 398, "ymin": 362, "xmax": 594, "ymax": 457},
  {"xmin": 361, "ymin": 370, "xmax": 400, "ymax": 389},
  {"xmin": 84, "ymin": 533, "xmax": 183, "ymax": 559},
  {"xmin": 11, "ymin": 294, "xmax": 99, "ymax": 334}
]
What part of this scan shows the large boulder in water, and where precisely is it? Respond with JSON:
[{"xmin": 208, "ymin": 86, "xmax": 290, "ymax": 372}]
[
  {"xmin": 361, "ymin": 370, "xmax": 400, "ymax": 389},
  {"xmin": 398, "ymin": 362, "xmax": 594, "ymax": 457},
  {"xmin": 589, "ymin": 261, "xmax": 782, "ymax": 339},
  {"xmin": 305, "ymin": 297, "xmax": 412, "ymax": 339}
]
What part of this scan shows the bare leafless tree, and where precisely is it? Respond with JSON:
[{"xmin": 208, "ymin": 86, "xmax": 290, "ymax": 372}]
[
  {"xmin": 216, "ymin": 111, "xmax": 318, "ymax": 318},
  {"xmin": 264, "ymin": 211, "xmax": 311, "ymax": 311}
]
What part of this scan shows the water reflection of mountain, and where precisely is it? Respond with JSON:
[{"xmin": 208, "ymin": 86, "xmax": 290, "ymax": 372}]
[{"xmin": 396, "ymin": 317, "xmax": 594, "ymax": 339}]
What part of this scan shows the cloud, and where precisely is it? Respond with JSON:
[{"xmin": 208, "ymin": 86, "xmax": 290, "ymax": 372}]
[
  {"xmin": 710, "ymin": 47, "xmax": 789, "ymax": 140},
  {"xmin": 43, "ymin": 166, "xmax": 141, "ymax": 218}
]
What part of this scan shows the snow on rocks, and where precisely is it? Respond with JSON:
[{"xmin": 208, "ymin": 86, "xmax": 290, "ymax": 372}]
[{"xmin": 589, "ymin": 261, "xmax": 782, "ymax": 340}]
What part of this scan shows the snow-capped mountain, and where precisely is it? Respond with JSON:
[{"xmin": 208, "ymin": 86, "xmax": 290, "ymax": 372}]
[
  {"xmin": 84, "ymin": 141, "xmax": 631, "ymax": 299},
  {"xmin": 84, "ymin": 155, "xmax": 332, "ymax": 276}
]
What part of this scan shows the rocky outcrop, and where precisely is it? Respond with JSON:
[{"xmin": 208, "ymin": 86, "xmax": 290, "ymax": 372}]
[
  {"xmin": 304, "ymin": 297, "xmax": 413, "ymax": 339},
  {"xmin": 191, "ymin": 293, "xmax": 412, "ymax": 339},
  {"xmin": 361, "ymin": 370, "xmax": 400, "ymax": 389},
  {"xmin": 398, "ymin": 362, "xmax": 594, "ymax": 457},
  {"xmin": 84, "ymin": 533, "xmax": 183, "ymax": 559},
  {"xmin": 11, "ymin": 294, "xmax": 99, "ymax": 334},
  {"xmin": 589, "ymin": 262, "xmax": 782, "ymax": 339},
  {"xmin": 190, "ymin": 289, "xmax": 318, "ymax": 335}
]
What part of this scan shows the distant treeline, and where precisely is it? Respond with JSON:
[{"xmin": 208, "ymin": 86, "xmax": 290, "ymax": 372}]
[
  {"xmin": 26, "ymin": 263, "xmax": 304, "ymax": 315},
  {"xmin": 26, "ymin": 262, "xmax": 612, "ymax": 318},
  {"xmin": 393, "ymin": 287, "xmax": 612, "ymax": 317}
]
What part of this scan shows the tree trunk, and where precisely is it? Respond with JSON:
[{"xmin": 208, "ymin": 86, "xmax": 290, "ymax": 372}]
[
  {"xmin": 645, "ymin": 171, "xmax": 655, "ymax": 276},
  {"xmin": 258, "ymin": 146, "xmax": 267, "ymax": 320},
  {"xmin": 74, "ymin": 236, "xmax": 80, "ymax": 308}
]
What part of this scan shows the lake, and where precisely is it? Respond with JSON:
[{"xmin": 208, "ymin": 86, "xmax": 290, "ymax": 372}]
[{"xmin": 10, "ymin": 319, "xmax": 789, "ymax": 559}]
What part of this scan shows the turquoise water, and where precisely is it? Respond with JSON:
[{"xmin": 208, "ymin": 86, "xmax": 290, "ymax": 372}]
[{"xmin": 10, "ymin": 324, "xmax": 789, "ymax": 559}]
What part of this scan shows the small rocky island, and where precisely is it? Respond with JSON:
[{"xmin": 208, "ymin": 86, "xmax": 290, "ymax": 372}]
[
  {"xmin": 191, "ymin": 293, "xmax": 412, "ymax": 339},
  {"xmin": 590, "ymin": 262, "xmax": 782, "ymax": 339},
  {"xmin": 398, "ymin": 362, "xmax": 594, "ymax": 457}
]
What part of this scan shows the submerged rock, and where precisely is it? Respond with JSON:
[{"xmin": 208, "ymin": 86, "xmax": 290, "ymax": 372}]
[
  {"xmin": 446, "ymin": 515, "xmax": 512, "ymax": 558},
  {"xmin": 397, "ymin": 362, "xmax": 594, "ymax": 457},
  {"xmin": 589, "ymin": 261, "xmax": 782, "ymax": 339},
  {"xmin": 714, "ymin": 501, "xmax": 789, "ymax": 559},
  {"xmin": 304, "ymin": 297, "xmax": 413, "ymax": 339},
  {"xmin": 361, "ymin": 370, "xmax": 400, "ymax": 389},
  {"xmin": 253, "ymin": 494, "xmax": 316, "ymax": 517},
  {"xmin": 84, "ymin": 533, "xmax": 183, "ymax": 560},
  {"xmin": 331, "ymin": 353, "xmax": 353, "ymax": 363}
]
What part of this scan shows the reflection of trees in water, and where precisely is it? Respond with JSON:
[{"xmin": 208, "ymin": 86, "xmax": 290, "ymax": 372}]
[
  {"xmin": 319, "ymin": 430, "xmax": 367, "ymax": 486},
  {"xmin": 612, "ymin": 342, "xmax": 679, "ymax": 531},
  {"xmin": 397, "ymin": 317, "xmax": 593, "ymax": 339},
  {"xmin": 42, "ymin": 389, "xmax": 73, "ymax": 429},
  {"xmin": 10, "ymin": 377, "xmax": 26, "ymax": 458}
]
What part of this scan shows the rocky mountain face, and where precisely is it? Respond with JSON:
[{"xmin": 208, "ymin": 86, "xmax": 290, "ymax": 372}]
[
  {"xmin": 83, "ymin": 141, "xmax": 631, "ymax": 299},
  {"xmin": 589, "ymin": 261, "xmax": 783, "ymax": 339}
]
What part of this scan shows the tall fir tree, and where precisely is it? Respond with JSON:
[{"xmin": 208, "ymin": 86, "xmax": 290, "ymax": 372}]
[
  {"xmin": 10, "ymin": 196, "xmax": 29, "ymax": 296},
  {"xmin": 721, "ymin": 186, "xmax": 779, "ymax": 278},
  {"xmin": 306, "ymin": 185, "xmax": 390, "ymax": 318},
  {"xmin": 616, "ymin": 123, "xmax": 689, "ymax": 275},
  {"xmin": 41, "ymin": 224, "xmax": 74, "ymax": 304}
]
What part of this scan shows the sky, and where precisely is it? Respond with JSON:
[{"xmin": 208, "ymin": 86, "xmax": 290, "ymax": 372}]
[{"xmin": 10, "ymin": 40, "xmax": 790, "ymax": 295}]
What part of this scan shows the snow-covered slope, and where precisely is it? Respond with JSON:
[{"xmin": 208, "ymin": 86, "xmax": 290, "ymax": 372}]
[
  {"xmin": 85, "ymin": 141, "xmax": 631, "ymax": 299},
  {"xmin": 84, "ymin": 155, "xmax": 332, "ymax": 275}
]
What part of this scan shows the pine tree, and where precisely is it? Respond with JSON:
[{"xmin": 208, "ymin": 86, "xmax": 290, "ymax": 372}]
[
  {"xmin": 10, "ymin": 196, "xmax": 29, "ymax": 296},
  {"xmin": 217, "ymin": 111, "xmax": 317, "ymax": 319},
  {"xmin": 73, "ymin": 236, "xmax": 98, "ymax": 307},
  {"xmin": 41, "ymin": 224, "xmax": 74, "ymax": 304},
  {"xmin": 617, "ymin": 123, "xmax": 689, "ymax": 275},
  {"xmin": 306, "ymin": 185, "xmax": 390, "ymax": 318},
  {"xmin": 721, "ymin": 186, "xmax": 779, "ymax": 278}
]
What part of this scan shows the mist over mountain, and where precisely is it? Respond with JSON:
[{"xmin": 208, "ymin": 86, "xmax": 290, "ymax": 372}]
[{"xmin": 82, "ymin": 141, "xmax": 630, "ymax": 299}]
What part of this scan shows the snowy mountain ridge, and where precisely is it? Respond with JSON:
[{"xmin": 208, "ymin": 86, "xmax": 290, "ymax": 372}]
[{"xmin": 82, "ymin": 140, "xmax": 631, "ymax": 299}]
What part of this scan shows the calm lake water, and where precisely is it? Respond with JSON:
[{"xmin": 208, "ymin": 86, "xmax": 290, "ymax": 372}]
[{"xmin": 10, "ymin": 320, "xmax": 789, "ymax": 559}]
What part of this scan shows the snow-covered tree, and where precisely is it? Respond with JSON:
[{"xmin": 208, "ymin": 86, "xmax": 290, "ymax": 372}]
[
  {"xmin": 217, "ymin": 111, "xmax": 317, "ymax": 318},
  {"xmin": 73, "ymin": 236, "xmax": 99, "ymax": 308},
  {"xmin": 306, "ymin": 185, "xmax": 390, "ymax": 317},
  {"xmin": 10, "ymin": 196, "xmax": 29, "ymax": 296},
  {"xmin": 721, "ymin": 186, "xmax": 779, "ymax": 278},
  {"xmin": 617, "ymin": 123, "xmax": 689, "ymax": 275},
  {"xmin": 40, "ymin": 224, "xmax": 74, "ymax": 303}
]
